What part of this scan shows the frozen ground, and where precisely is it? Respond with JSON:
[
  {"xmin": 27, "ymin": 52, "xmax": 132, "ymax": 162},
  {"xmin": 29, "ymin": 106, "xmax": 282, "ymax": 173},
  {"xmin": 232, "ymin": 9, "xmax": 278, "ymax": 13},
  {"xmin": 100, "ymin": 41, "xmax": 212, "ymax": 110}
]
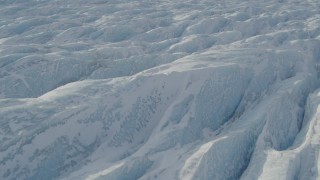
[{"xmin": 0, "ymin": 0, "xmax": 320, "ymax": 179}]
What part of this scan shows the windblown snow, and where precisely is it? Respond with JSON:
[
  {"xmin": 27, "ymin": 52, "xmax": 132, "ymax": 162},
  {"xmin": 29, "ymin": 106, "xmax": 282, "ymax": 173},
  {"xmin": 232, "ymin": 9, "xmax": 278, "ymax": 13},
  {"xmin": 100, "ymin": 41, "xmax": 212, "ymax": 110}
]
[{"xmin": 0, "ymin": 0, "xmax": 320, "ymax": 179}]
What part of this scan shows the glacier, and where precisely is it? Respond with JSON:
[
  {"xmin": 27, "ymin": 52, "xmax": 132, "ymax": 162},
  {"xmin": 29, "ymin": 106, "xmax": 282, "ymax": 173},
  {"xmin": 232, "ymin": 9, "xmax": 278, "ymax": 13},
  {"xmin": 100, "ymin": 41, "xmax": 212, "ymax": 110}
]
[{"xmin": 0, "ymin": 0, "xmax": 320, "ymax": 179}]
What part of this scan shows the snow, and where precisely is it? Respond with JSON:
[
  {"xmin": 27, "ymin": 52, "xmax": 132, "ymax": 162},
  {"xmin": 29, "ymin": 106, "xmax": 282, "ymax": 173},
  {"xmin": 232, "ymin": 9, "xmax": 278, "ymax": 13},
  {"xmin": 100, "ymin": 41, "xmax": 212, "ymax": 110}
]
[{"xmin": 0, "ymin": 0, "xmax": 320, "ymax": 179}]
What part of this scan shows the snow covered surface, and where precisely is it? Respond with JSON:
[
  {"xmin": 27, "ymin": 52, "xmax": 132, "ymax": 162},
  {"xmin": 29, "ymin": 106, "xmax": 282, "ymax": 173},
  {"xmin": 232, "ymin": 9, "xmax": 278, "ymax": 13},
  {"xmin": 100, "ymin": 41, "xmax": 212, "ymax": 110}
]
[{"xmin": 0, "ymin": 0, "xmax": 320, "ymax": 179}]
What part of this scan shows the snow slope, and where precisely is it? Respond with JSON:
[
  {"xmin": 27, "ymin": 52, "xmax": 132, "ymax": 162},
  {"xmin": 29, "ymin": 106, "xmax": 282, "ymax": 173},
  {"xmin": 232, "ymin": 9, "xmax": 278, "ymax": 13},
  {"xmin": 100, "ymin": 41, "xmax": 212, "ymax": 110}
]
[{"xmin": 0, "ymin": 0, "xmax": 320, "ymax": 179}]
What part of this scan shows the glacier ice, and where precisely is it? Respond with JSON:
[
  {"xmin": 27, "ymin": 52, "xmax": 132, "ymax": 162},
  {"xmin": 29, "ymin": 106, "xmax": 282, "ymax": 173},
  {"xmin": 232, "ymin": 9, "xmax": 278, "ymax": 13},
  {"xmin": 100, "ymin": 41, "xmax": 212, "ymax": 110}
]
[{"xmin": 0, "ymin": 0, "xmax": 320, "ymax": 179}]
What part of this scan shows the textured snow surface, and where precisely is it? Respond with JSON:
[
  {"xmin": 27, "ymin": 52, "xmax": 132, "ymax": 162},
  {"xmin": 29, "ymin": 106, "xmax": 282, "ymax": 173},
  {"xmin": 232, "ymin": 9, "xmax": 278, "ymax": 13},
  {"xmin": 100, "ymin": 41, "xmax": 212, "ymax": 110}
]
[{"xmin": 1, "ymin": 0, "xmax": 320, "ymax": 179}]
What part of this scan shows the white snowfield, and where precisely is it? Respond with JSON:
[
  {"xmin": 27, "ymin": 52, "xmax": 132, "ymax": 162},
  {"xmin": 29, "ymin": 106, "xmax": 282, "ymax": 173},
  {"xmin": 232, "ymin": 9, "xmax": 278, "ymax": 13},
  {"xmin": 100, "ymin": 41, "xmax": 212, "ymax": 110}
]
[{"xmin": 0, "ymin": 0, "xmax": 320, "ymax": 179}]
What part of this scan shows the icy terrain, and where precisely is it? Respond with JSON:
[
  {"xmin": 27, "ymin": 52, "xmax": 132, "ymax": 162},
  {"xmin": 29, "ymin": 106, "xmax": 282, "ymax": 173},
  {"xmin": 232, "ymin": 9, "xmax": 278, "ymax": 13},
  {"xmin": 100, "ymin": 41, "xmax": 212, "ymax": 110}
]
[{"xmin": 0, "ymin": 0, "xmax": 320, "ymax": 179}]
